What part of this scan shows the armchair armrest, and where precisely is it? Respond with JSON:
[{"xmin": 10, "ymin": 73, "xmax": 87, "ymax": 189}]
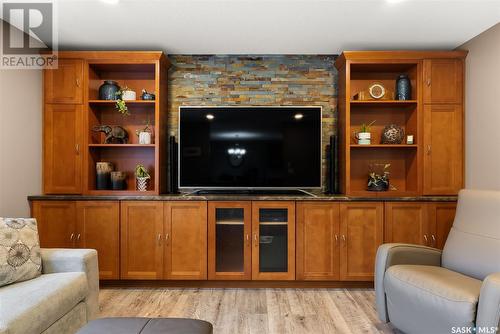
[
  {"xmin": 375, "ymin": 243, "xmax": 443, "ymax": 322},
  {"xmin": 41, "ymin": 248, "xmax": 99, "ymax": 320},
  {"xmin": 476, "ymin": 273, "xmax": 500, "ymax": 334}
]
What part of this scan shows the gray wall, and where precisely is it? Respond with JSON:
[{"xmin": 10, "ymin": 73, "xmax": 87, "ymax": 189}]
[
  {"xmin": 0, "ymin": 70, "xmax": 42, "ymax": 217},
  {"xmin": 460, "ymin": 23, "xmax": 500, "ymax": 190}
]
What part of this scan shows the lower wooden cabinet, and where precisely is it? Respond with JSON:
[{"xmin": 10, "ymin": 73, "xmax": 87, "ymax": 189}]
[
  {"xmin": 251, "ymin": 201, "xmax": 295, "ymax": 280},
  {"xmin": 296, "ymin": 202, "xmax": 340, "ymax": 280},
  {"xmin": 339, "ymin": 203, "xmax": 384, "ymax": 281},
  {"xmin": 120, "ymin": 201, "xmax": 164, "ymax": 280},
  {"xmin": 32, "ymin": 200, "xmax": 120, "ymax": 279},
  {"xmin": 385, "ymin": 202, "xmax": 457, "ymax": 249},
  {"xmin": 164, "ymin": 202, "xmax": 207, "ymax": 280}
]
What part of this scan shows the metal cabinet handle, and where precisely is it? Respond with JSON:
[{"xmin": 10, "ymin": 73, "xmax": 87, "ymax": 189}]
[
  {"xmin": 246, "ymin": 234, "xmax": 249, "ymax": 241},
  {"xmin": 70, "ymin": 233, "xmax": 74, "ymax": 241},
  {"xmin": 76, "ymin": 78, "xmax": 81, "ymax": 87},
  {"xmin": 424, "ymin": 234, "xmax": 428, "ymax": 244},
  {"xmin": 157, "ymin": 234, "xmax": 162, "ymax": 245},
  {"xmin": 341, "ymin": 235, "xmax": 346, "ymax": 242},
  {"xmin": 431, "ymin": 234, "xmax": 436, "ymax": 246},
  {"xmin": 165, "ymin": 233, "xmax": 169, "ymax": 241},
  {"xmin": 76, "ymin": 233, "xmax": 81, "ymax": 241},
  {"xmin": 427, "ymin": 145, "xmax": 431, "ymax": 155},
  {"xmin": 426, "ymin": 78, "xmax": 431, "ymax": 87},
  {"xmin": 334, "ymin": 234, "xmax": 338, "ymax": 242},
  {"xmin": 75, "ymin": 144, "xmax": 80, "ymax": 155}
]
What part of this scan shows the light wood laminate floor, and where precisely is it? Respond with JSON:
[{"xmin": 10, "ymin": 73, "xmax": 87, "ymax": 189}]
[{"xmin": 99, "ymin": 288, "xmax": 395, "ymax": 334}]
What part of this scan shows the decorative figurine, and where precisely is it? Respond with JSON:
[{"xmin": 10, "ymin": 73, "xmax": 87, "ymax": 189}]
[{"xmin": 92, "ymin": 125, "xmax": 129, "ymax": 144}]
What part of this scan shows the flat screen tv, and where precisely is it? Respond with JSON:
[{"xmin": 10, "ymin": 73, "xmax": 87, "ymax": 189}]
[{"xmin": 178, "ymin": 106, "xmax": 322, "ymax": 190}]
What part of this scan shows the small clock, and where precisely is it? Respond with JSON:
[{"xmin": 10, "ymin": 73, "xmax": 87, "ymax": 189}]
[{"xmin": 368, "ymin": 82, "xmax": 386, "ymax": 99}]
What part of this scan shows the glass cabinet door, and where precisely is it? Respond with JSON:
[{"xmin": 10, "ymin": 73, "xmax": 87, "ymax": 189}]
[
  {"xmin": 208, "ymin": 202, "xmax": 251, "ymax": 280},
  {"xmin": 252, "ymin": 202, "xmax": 295, "ymax": 280}
]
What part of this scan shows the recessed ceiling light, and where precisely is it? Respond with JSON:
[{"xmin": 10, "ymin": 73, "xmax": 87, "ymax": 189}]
[
  {"xmin": 206, "ymin": 114, "xmax": 215, "ymax": 120},
  {"xmin": 294, "ymin": 113, "xmax": 304, "ymax": 120}
]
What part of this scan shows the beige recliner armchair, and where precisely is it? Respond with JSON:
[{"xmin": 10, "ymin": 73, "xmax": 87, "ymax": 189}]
[{"xmin": 375, "ymin": 190, "xmax": 500, "ymax": 334}]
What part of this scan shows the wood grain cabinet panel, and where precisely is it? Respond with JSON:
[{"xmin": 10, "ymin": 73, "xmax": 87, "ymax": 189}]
[
  {"xmin": 164, "ymin": 202, "xmax": 207, "ymax": 280},
  {"xmin": 32, "ymin": 201, "xmax": 76, "ymax": 248},
  {"xmin": 208, "ymin": 202, "xmax": 252, "ymax": 280},
  {"xmin": 43, "ymin": 104, "xmax": 83, "ymax": 194},
  {"xmin": 423, "ymin": 104, "xmax": 463, "ymax": 195},
  {"xmin": 428, "ymin": 203, "xmax": 457, "ymax": 249},
  {"xmin": 339, "ymin": 203, "xmax": 383, "ymax": 281},
  {"xmin": 76, "ymin": 201, "xmax": 120, "ymax": 279},
  {"xmin": 120, "ymin": 202, "xmax": 164, "ymax": 280},
  {"xmin": 423, "ymin": 59, "xmax": 463, "ymax": 104},
  {"xmin": 44, "ymin": 59, "xmax": 83, "ymax": 104},
  {"xmin": 251, "ymin": 201, "xmax": 295, "ymax": 281},
  {"xmin": 296, "ymin": 202, "xmax": 340, "ymax": 280},
  {"xmin": 385, "ymin": 203, "xmax": 430, "ymax": 246}
]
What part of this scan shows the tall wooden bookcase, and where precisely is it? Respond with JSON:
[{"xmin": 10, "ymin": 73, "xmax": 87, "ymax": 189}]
[
  {"xmin": 335, "ymin": 51, "xmax": 466, "ymax": 196},
  {"xmin": 43, "ymin": 51, "xmax": 170, "ymax": 195}
]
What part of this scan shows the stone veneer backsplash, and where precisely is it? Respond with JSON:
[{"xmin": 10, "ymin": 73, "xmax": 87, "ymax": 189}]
[{"xmin": 167, "ymin": 55, "xmax": 338, "ymax": 190}]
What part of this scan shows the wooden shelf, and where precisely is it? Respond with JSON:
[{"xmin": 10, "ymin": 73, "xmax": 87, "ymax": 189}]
[
  {"xmin": 350, "ymin": 144, "xmax": 417, "ymax": 148},
  {"xmin": 259, "ymin": 221, "xmax": 288, "ymax": 225},
  {"xmin": 216, "ymin": 221, "xmax": 244, "ymax": 225},
  {"xmin": 350, "ymin": 100, "xmax": 417, "ymax": 106},
  {"xmin": 88, "ymin": 144, "xmax": 155, "ymax": 148},
  {"xmin": 88, "ymin": 100, "xmax": 155, "ymax": 104}
]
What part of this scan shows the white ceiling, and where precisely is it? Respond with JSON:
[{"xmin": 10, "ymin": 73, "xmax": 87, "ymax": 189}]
[{"xmin": 56, "ymin": 0, "xmax": 500, "ymax": 54}]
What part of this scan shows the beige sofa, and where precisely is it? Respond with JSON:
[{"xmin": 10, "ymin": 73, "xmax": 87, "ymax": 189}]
[
  {"xmin": 0, "ymin": 249, "xmax": 99, "ymax": 334},
  {"xmin": 375, "ymin": 189, "xmax": 500, "ymax": 334}
]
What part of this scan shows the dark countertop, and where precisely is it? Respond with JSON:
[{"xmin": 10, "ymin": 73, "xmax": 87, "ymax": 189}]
[{"xmin": 28, "ymin": 194, "xmax": 458, "ymax": 202}]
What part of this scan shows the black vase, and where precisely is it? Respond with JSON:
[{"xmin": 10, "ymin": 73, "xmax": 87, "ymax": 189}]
[
  {"xmin": 396, "ymin": 74, "xmax": 411, "ymax": 100},
  {"xmin": 99, "ymin": 80, "xmax": 120, "ymax": 100}
]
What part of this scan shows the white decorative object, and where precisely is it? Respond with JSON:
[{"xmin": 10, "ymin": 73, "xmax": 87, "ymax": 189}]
[
  {"xmin": 357, "ymin": 132, "xmax": 371, "ymax": 145},
  {"xmin": 136, "ymin": 177, "xmax": 149, "ymax": 191},
  {"xmin": 407, "ymin": 135, "xmax": 414, "ymax": 145},
  {"xmin": 138, "ymin": 131, "xmax": 152, "ymax": 145},
  {"xmin": 121, "ymin": 89, "xmax": 136, "ymax": 101}
]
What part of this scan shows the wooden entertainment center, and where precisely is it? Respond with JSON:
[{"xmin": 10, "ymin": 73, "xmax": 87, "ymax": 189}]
[{"xmin": 29, "ymin": 50, "xmax": 466, "ymax": 286}]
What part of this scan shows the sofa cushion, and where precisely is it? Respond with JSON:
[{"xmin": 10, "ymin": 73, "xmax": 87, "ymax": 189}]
[
  {"xmin": 0, "ymin": 217, "xmax": 42, "ymax": 287},
  {"xmin": 384, "ymin": 264, "xmax": 482, "ymax": 334},
  {"xmin": 0, "ymin": 272, "xmax": 88, "ymax": 334}
]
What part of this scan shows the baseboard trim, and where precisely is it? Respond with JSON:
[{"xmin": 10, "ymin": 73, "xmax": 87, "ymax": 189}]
[{"xmin": 100, "ymin": 280, "xmax": 374, "ymax": 289}]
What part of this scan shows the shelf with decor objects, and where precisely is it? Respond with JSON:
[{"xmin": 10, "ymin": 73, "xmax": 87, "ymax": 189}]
[
  {"xmin": 41, "ymin": 51, "xmax": 171, "ymax": 196},
  {"xmin": 335, "ymin": 50, "xmax": 466, "ymax": 197}
]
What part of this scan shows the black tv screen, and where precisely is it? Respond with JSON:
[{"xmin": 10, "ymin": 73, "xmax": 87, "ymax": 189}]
[{"xmin": 178, "ymin": 106, "xmax": 322, "ymax": 189}]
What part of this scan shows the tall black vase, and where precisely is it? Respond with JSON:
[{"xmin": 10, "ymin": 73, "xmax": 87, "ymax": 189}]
[{"xmin": 396, "ymin": 74, "xmax": 411, "ymax": 100}]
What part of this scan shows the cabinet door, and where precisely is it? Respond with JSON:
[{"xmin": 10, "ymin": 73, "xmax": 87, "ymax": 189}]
[
  {"xmin": 44, "ymin": 59, "xmax": 83, "ymax": 104},
  {"xmin": 76, "ymin": 201, "xmax": 120, "ymax": 279},
  {"xmin": 428, "ymin": 203, "xmax": 457, "ymax": 249},
  {"xmin": 31, "ymin": 201, "xmax": 76, "ymax": 248},
  {"xmin": 339, "ymin": 203, "xmax": 383, "ymax": 281},
  {"xmin": 120, "ymin": 202, "xmax": 163, "ymax": 280},
  {"xmin": 423, "ymin": 59, "xmax": 463, "ymax": 104},
  {"xmin": 43, "ymin": 104, "xmax": 83, "ymax": 194},
  {"xmin": 385, "ymin": 203, "xmax": 430, "ymax": 246},
  {"xmin": 208, "ymin": 202, "xmax": 251, "ymax": 280},
  {"xmin": 296, "ymin": 202, "xmax": 340, "ymax": 280},
  {"xmin": 252, "ymin": 201, "xmax": 295, "ymax": 280},
  {"xmin": 423, "ymin": 104, "xmax": 463, "ymax": 195},
  {"xmin": 164, "ymin": 202, "xmax": 207, "ymax": 280}
]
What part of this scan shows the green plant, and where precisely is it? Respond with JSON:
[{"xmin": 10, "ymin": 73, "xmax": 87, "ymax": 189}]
[
  {"xmin": 359, "ymin": 120, "xmax": 376, "ymax": 133},
  {"xmin": 135, "ymin": 164, "xmax": 150, "ymax": 179},
  {"xmin": 135, "ymin": 119, "xmax": 152, "ymax": 136},
  {"xmin": 115, "ymin": 87, "xmax": 131, "ymax": 116}
]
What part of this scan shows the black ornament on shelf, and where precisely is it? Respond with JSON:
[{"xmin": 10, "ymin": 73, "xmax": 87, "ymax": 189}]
[
  {"xmin": 396, "ymin": 74, "xmax": 412, "ymax": 100},
  {"xmin": 381, "ymin": 124, "xmax": 405, "ymax": 144}
]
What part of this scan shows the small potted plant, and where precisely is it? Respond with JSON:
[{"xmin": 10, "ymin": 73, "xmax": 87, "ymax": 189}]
[
  {"xmin": 367, "ymin": 163, "xmax": 391, "ymax": 191},
  {"xmin": 115, "ymin": 87, "xmax": 136, "ymax": 116},
  {"xmin": 135, "ymin": 119, "xmax": 153, "ymax": 145},
  {"xmin": 356, "ymin": 120, "xmax": 375, "ymax": 145},
  {"xmin": 135, "ymin": 164, "xmax": 151, "ymax": 191}
]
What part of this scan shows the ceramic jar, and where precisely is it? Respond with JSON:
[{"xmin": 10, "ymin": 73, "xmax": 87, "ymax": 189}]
[
  {"xmin": 396, "ymin": 74, "xmax": 411, "ymax": 100},
  {"xmin": 357, "ymin": 132, "xmax": 371, "ymax": 145},
  {"xmin": 111, "ymin": 171, "xmax": 127, "ymax": 190},
  {"xmin": 96, "ymin": 162, "xmax": 113, "ymax": 190},
  {"xmin": 99, "ymin": 80, "xmax": 120, "ymax": 100}
]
